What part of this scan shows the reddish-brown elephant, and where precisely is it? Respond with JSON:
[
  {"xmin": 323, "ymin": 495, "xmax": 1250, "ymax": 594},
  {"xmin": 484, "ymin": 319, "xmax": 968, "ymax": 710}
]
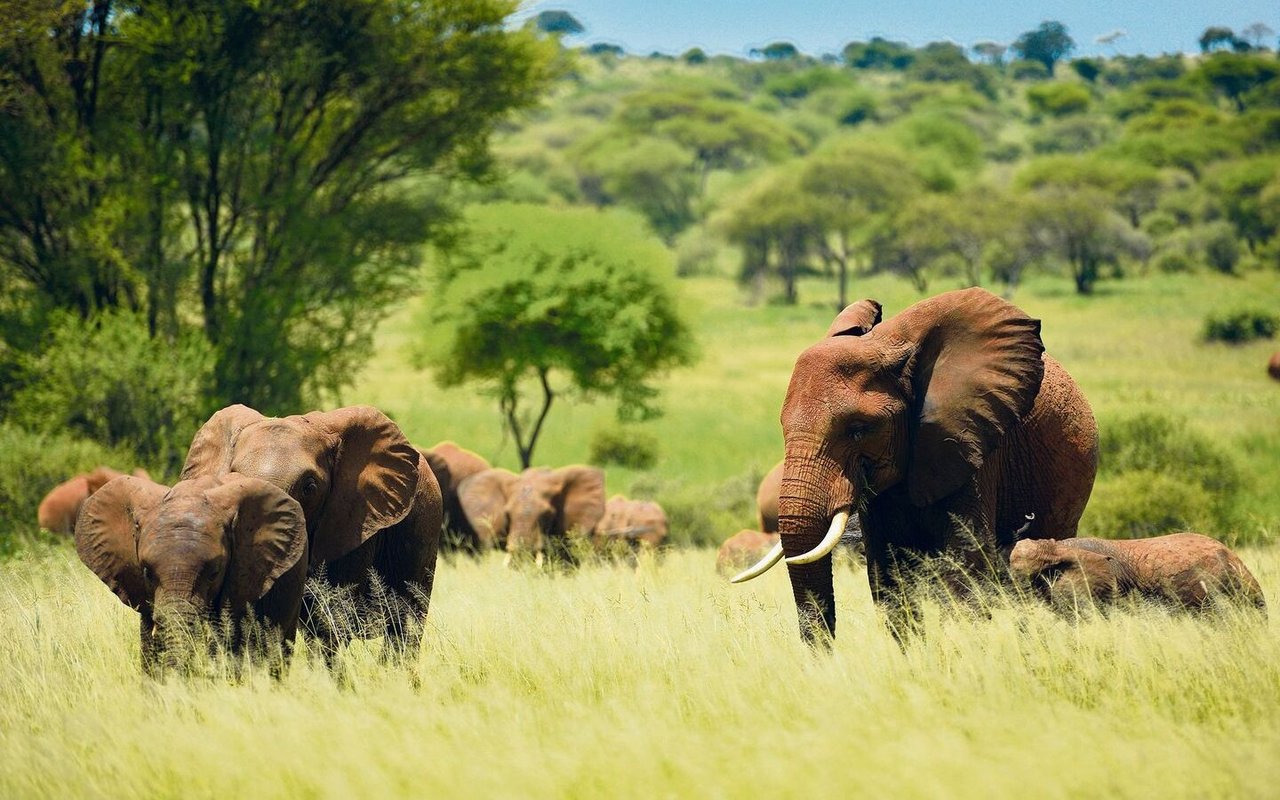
[
  {"xmin": 734, "ymin": 288, "xmax": 1099, "ymax": 644},
  {"xmin": 1268, "ymin": 352, "xmax": 1280, "ymax": 381},
  {"xmin": 77, "ymin": 474, "xmax": 308, "ymax": 675},
  {"xmin": 717, "ymin": 529, "xmax": 781, "ymax": 577},
  {"xmin": 595, "ymin": 495, "xmax": 669, "ymax": 551},
  {"xmin": 181, "ymin": 404, "xmax": 443, "ymax": 660},
  {"xmin": 1010, "ymin": 533, "xmax": 1266, "ymax": 614},
  {"xmin": 421, "ymin": 441, "xmax": 492, "ymax": 552},
  {"xmin": 457, "ymin": 465, "xmax": 605, "ymax": 566},
  {"xmin": 37, "ymin": 466, "xmax": 150, "ymax": 535},
  {"xmin": 756, "ymin": 462, "xmax": 783, "ymax": 534}
]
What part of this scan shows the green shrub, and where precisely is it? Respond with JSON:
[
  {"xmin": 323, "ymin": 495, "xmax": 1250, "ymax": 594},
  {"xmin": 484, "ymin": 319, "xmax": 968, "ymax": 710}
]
[
  {"xmin": 1202, "ymin": 221, "xmax": 1241, "ymax": 274},
  {"xmin": 1080, "ymin": 470, "xmax": 1215, "ymax": 539},
  {"xmin": 0, "ymin": 424, "xmax": 139, "ymax": 554},
  {"xmin": 8, "ymin": 311, "xmax": 214, "ymax": 474},
  {"xmin": 1152, "ymin": 250, "xmax": 1195, "ymax": 274},
  {"xmin": 588, "ymin": 426, "xmax": 659, "ymax": 470},
  {"xmin": 1092, "ymin": 412, "xmax": 1246, "ymax": 537},
  {"xmin": 1026, "ymin": 83, "xmax": 1092, "ymax": 117},
  {"xmin": 1010, "ymin": 59, "xmax": 1050, "ymax": 81},
  {"xmin": 1202, "ymin": 309, "xmax": 1279, "ymax": 343},
  {"xmin": 629, "ymin": 471, "xmax": 758, "ymax": 547}
]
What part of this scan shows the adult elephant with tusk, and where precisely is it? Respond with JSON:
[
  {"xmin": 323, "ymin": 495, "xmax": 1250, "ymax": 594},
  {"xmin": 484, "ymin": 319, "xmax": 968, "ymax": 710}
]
[{"xmin": 733, "ymin": 288, "xmax": 1098, "ymax": 645}]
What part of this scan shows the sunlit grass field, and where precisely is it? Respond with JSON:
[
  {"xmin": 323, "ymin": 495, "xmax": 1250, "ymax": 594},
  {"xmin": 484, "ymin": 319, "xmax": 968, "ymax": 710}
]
[
  {"xmin": 3, "ymin": 268, "xmax": 1279, "ymax": 796},
  {"xmin": 2, "ymin": 546, "xmax": 1278, "ymax": 798}
]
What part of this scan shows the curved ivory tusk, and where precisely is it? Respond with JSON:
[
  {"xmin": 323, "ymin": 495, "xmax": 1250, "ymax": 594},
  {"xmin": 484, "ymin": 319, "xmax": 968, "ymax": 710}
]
[
  {"xmin": 503, "ymin": 553, "xmax": 513, "ymax": 569},
  {"xmin": 535, "ymin": 551, "xmax": 544, "ymax": 569},
  {"xmin": 728, "ymin": 540, "xmax": 784, "ymax": 584},
  {"xmin": 785, "ymin": 511, "xmax": 851, "ymax": 566}
]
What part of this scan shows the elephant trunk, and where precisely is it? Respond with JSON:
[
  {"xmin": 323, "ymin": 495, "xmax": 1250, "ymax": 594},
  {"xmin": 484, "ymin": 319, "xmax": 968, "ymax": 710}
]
[{"xmin": 778, "ymin": 447, "xmax": 855, "ymax": 645}]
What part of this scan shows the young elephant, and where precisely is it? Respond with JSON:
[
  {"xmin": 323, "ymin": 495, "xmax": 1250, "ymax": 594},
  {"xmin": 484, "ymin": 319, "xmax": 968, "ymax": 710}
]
[
  {"xmin": 76, "ymin": 474, "xmax": 308, "ymax": 675},
  {"xmin": 457, "ymin": 465, "xmax": 605, "ymax": 565},
  {"xmin": 717, "ymin": 529, "xmax": 781, "ymax": 578},
  {"xmin": 1009, "ymin": 533, "xmax": 1267, "ymax": 614},
  {"xmin": 38, "ymin": 466, "xmax": 150, "ymax": 535},
  {"xmin": 181, "ymin": 404, "xmax": 443, "ymax": 661},
  {"xmin": 595, "ymin": 495, "xmax": 669, "ymax": 552}
]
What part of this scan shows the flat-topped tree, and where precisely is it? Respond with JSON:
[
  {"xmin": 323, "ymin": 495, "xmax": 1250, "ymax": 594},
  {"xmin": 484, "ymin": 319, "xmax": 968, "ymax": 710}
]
[{"xmin": 1012, "ymin": 21, "xmax": 1075, "ymax": 76}]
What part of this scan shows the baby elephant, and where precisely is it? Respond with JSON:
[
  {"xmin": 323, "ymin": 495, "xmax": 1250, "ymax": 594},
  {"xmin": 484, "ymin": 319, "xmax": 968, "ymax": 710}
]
[
  {"xmin": 1009, "ymin": 533, "xmax": 1266, "ymax": 615},
  {"xmin": 76, "ymin": 474, "xmax": 308, "ymax": 675},
  {"xmin": 595, "ymin": 495, "xmax": 669, "ymax": 552}
]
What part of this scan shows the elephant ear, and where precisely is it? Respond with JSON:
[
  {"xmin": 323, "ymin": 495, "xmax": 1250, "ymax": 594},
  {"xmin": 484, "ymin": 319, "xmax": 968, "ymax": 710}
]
[
  {"xmin": 457, "ymin": 468, "xmax": 518, "ymax": 546},
  {"xmin": 75, "ymin": 476, "xmax": 169, "ymax": 609},
  {"xmin": 826, "ymin": 299, "xmax": 883, "ymax": 337},
  {"xmin": 554, "ymin": 466, "xmax": 607, "ymax": 537},
  {"xmin": 302, "ymin": 406, "xmax": 419, "ymax": 562},
  {"xmin": 181, "ymin": 405, "xmax": 266, "ymax": 480},
  {"xmin": 209, "ymin": 475, "xmax": 307, "ymax": 610},
  {"xmin": 885, "ymin": 287, "xmax": 1045, "ymax": 507}
]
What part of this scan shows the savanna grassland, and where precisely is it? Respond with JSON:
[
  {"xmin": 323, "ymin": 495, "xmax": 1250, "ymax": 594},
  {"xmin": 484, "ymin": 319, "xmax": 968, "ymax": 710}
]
[
  {"xmin": 4, "ymin": 9, "xmax": 1280, "ymax": 798},
  {"xmin": 2, "ymin": 267, "xmax": 1279, "ymax": 798}
]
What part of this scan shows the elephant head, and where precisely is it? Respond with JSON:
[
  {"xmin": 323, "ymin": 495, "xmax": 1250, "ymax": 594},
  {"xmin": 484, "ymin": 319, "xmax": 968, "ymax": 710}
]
[
  {"xmin": 182, "ymin": 404, "xmax": 419, "ymax": 565},
  {"xmin": 76, "ymin": 474, "xmax": 307, "ymax": 672},
  {"xmin": 733, "ymin": 289, "xmax": 1046, "ymax": 639},
  {"xmin": 422, "ymin": 441, "xmax": 492, "ymax": 549},
  {"xmin": 596, "ymin": 495, "xmax": 669, "ymax": 550},
  {"xmin": 457, "ymin": 466, "xmax": 605, "ymax": 564}
]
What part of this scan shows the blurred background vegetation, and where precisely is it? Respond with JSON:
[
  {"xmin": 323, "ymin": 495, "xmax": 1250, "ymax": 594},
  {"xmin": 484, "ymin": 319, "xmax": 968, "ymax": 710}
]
[{"xmin": 2, "ymin": 5, "xmax": 1279, "ymax": 549}]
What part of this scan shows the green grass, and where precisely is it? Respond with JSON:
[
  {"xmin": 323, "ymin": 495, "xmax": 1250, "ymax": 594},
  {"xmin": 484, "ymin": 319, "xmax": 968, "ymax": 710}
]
[
  {"xmin": 357, "ymin": 268, "xmax": 1280, "ymax": 540},
  {"xmin": 2, "ymin": 546, "xmax": 1277, "ymax": 797}
]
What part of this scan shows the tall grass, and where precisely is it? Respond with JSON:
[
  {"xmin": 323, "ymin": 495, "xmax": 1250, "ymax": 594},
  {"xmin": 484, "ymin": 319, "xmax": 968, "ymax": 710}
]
[{"xmin": 1, "ymin": 547, "xmax": 1277, "ymax": 797}]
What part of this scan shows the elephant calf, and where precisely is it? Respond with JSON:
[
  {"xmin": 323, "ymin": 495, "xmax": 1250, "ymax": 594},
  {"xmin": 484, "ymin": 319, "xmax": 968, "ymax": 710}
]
[
  {"xmin": 595, "ymin": 495, "xmax": 669, "ymax": 552},
  {"xmin": 1009, "ymin": 533, "xmax": 1266, "ymax": 615},
  {"xmin": 77, "ymin": 474, "xmax": 308, "ymax": 676}
]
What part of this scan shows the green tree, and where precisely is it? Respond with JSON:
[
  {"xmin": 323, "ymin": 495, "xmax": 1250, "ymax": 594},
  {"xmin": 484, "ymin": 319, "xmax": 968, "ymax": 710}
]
[
  {"xmin": 1198, "ymin": 52, "xmax": 1280, "ymax": 111},
  {"xmin": 798, "ymin": 141, "xmax": 921, "ymax": 307},
  {"xmin": 1199, "ymin": 26, "xmax": 1237, "ymax": 53},
  {"xmin": 972, "ymin": 42, "xmax": 1007, "ymax": 66},
  {"xmin": 0, "ymin": 0, "xmax": 552, "ymax": 416},
  {"xmin": 531, "ymin": 10, "xmax": 584, "ymax": 36},
  {"xmin": 1208, "ymin": 157, "xmax": 1280, "ymax": 250},
  {"xmin": 841, "ymin": 38, "xmax": 914, "ymax": 70},
  {"xmin": 617, "ymin": 83, "xmax": 801, "ymax": 216},
  {"xmin": 719, "ymin": 170, "xmax": 819, "ymax": 305},
  {"xmin": 1027, "ymin": 187, "xmax": 1150, "ymax": 294},
  {"xmin": 1012, "ymin": 21, "xmax": 1075, "ymax": 76},
  {"xmin": 753, "ymin": 42, "xmax": 800, "ymax": 61},
  {"xmin": 569, "ymin": 135, "xmax": 698, "ymax": 242},
  {"xmin": 1026, "ymin": 82, "xmax": 1092, "ymax": 117},
  {"xmin": 423, "ymin": 205, "xmax": 694, "ymax": 469}
]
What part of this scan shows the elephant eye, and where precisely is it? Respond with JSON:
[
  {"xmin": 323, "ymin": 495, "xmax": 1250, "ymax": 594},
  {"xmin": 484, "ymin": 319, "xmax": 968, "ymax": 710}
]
[
  {"xmin": 301, "ymin": 479, "xmax": 318, "ymax": 498},
  {"xmin": 846, "ymin": 422, "xmax": 870, "ymax": 440}
]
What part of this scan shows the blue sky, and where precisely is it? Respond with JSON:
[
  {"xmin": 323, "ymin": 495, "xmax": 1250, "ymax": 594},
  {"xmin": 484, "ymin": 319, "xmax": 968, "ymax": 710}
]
[{"xmin": 514, "ymin": 1, "xmax": 1277, "ymax": 58}]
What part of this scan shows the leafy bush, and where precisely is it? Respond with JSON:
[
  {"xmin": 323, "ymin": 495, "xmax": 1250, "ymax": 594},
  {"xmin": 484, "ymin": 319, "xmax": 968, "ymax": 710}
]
[
  {"xmin": 8, "ymin": 312, "xmax": 214, "ymax": 473},
  {"xmin": 629, "ymin": 471, "xmax": 758, "ymax": 547},
  {"xmin": 1009, "ymin": 59, "xmax": 1050, "ymax": 81},
  {"xmin": 1090, "ymin": 412, "xmax": 1246, "ymax": 538},
  {"xmin": 589, "ymin": 426, "xmax": 659, "ymax": 470},
  {"xmin": 1202, "ymin": 221, "xmax": 1242, "ymax": 273},
  {"xmin": 0, "ymin": 424, "xmax": 139, "ymax": 554},
  {"xmin": 1026, "ymin": 83, "xmax": 1092, "ymax": 117},
  {"xmin": 1152, "ymin": 250, "xmax": 1195, "ymax": 273},
  {"xmin": 1203, "ymin": 309, "xmax": 1279, "ymax": 343},
  {"xmin": 1080, "ymin": 470, "xmax": 1216, "ymax": 539}
]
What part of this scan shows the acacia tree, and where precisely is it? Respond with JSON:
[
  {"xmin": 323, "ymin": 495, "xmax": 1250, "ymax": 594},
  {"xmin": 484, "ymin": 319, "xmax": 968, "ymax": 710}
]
[
  {"xmin": 1012, "ymin": 21, "xmax": 1075, "ymax": 76},
  {"xmin": 424, "ymin": 205, "xmax": 694, "ymax": 469},
  {"xmin": 719, "ymin": 170, "xmax": 820, "ymax": 305},
  {"xmin": 798, "ymin": 141, "xmax": 920, "ymax": 308},
  {"xmin": 0, "ymin": 0, "xmax": 552, "ymax": 414}
]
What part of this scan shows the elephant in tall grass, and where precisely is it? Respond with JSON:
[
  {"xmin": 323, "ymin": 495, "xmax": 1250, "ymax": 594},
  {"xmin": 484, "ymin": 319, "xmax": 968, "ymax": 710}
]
[
  {"xmin": 181, "ymin": 404, "xmax": 443, "ymax": 661},
  {"xmin": 595, "ymin": 495, "xmax": 668, "ymax": 551},
  {"xmin": 38, "ymin": 466, "xmax": 150, "ymax": 535},
  {"xmin": 457, "ymin": 465, "xmax": 606, "ymax": 565},
  {"xmin": 1010, "ymin": 533, "xmax": 1266, "ymax": 615},
  {"xmin": 77, "ymin": 474, "xmax": 307, "ymax": 675},
  {"xmin": 421, "ymin": 441, "xmax": 492, "ymax": 552},
  {"xmin": 734, "ymin": 288, "xmax": 1099, "ymax": 644}
]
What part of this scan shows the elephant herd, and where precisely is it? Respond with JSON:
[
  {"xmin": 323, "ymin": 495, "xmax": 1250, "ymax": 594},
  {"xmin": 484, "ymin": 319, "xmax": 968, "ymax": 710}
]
[{"xmin": 39, "ymin": 288, "xmax": 1268, "ymax": 674}]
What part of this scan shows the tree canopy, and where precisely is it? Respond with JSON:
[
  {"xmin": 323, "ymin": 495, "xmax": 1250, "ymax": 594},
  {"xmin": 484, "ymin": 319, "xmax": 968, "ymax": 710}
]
[
  {"xmin": 422, "ymin": 204, "xmax": 695, "ymax": 468},
  {"xmin": 0, "ymin": 0, "xmax": 553, "ymax": 414},
  {"xmin": 1012, "ymin": 21, "xmax": 1075, "ymax": 75}
]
